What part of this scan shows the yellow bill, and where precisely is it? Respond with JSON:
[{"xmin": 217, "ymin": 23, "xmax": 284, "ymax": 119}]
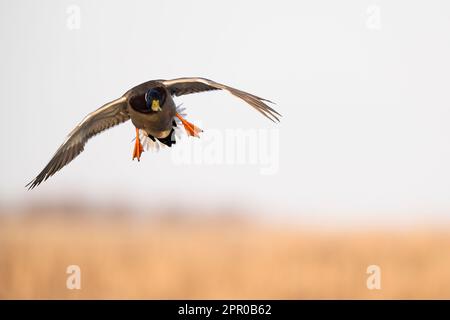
[{"xmin": 151, "ymin": 100, "xmax": 161, "ymax": 112}]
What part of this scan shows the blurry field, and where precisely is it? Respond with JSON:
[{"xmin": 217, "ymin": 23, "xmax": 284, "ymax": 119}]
[{"xmin": 1, "ymin": 206, "xmax": 450, "ymax": 299}]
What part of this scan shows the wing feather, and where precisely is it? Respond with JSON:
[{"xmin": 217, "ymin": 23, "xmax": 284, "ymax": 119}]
[
  {"xmin": 26, "ymin": 97, "xmax": 130, "ymax": 189},
  {"xmin": 162, "ymin": 77, "xmax": 281, "ymax": 122}
]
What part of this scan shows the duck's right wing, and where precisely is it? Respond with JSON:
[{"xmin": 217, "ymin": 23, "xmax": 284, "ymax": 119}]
[{"xmin": 26, "ymin": 96, "xmax": 130, "ymax": 189}]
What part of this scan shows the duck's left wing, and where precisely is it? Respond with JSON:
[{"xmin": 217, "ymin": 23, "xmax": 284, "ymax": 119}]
[
  {"xmin": 162, "ymin": 77, "xmax": 281, "ymax": 122},
  {"xmin": 26, "ymin": 97, "xmax": 130, "ymax": 189}
]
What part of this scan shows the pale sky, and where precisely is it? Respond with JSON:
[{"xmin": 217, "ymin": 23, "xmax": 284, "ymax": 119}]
[{"xmin": 1, "ymin": 0, "xmax": 450, "ymax": 223}]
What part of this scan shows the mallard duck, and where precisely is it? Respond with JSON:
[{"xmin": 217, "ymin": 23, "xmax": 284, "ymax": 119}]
[{"xmin": 26, "ymin": 77, "xmax": 281, "ymax": 189}]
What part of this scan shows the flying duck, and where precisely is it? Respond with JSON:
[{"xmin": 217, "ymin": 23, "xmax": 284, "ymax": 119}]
[{"xmin": 26, "ymin": 77, "xmax": 281, "ymax": 189}]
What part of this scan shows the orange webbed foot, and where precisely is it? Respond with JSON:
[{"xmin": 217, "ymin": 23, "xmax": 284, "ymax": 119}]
[
  {"xmin": 175, "ymin": 113, "xmax": 203, "ymax": 138},
  {"xmin": 132, "ymin": 128, "xmax": 144, "ymax": 161}
]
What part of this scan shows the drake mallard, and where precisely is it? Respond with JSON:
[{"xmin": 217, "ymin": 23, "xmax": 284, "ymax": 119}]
[{"xmin": 26, "ymin": 77, "xmax": 281, "ymax": 189}]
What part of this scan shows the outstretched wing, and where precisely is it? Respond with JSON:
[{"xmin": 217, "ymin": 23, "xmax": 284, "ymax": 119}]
[
  {"xmin": 27, "ymin": 97, "xmax": 130, "ymax": 189},
  {"xmin": 162, "ymin": 77, "xmax": 281, "ymax": 122}
]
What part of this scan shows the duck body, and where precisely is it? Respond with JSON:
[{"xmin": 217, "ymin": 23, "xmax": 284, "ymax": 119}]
[{"xmin": 125, "ymin": 80, "xmax": 176, "ymax": 139}]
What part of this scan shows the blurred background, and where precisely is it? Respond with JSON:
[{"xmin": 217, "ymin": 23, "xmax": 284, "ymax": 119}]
[{"xmin": 1, "ymin": 0, "xmax": 450, "ymax": 299}]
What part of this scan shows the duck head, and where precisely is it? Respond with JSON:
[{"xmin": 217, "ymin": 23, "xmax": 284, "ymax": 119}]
[{"xmin": 145, "ymin": 87, "xmax": 165, "ymax": 112}]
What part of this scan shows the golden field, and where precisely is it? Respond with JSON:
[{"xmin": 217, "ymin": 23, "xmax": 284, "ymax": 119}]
[{"xmin": 1, "ymin": 206, "xmax": 450, "ymax": 299}]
